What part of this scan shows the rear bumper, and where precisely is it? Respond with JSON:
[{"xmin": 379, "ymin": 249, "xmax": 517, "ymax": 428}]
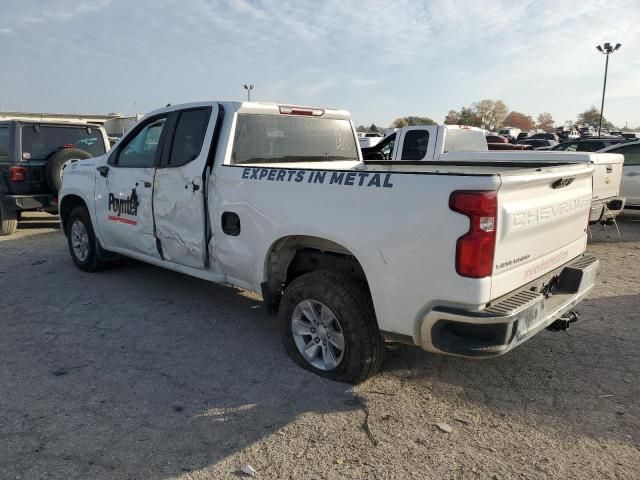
[
  {"xmin": 589, "ymin": 197, "xmax": 625, "ymax": 224},
  {"xmin": 1, "ymin": 194, "xmax": 58, "ymax": 213},
  {"xmin": 420, "ymin": 254, "xmax": 598, "ymax": 358}
]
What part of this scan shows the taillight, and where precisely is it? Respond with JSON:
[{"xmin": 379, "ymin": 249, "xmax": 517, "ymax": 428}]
[
  {"xmin": 9, "ymin": 166, "xmax": 27, "ymax": 182},
  {"xmin": 449, "ymin": 191, "xmax": 497, "ymax": 278}
]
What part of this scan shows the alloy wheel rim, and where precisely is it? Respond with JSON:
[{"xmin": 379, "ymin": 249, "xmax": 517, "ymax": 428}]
[
  {"xmin": 291, "ymin": 299, "xmax": 345, "ymax": 371},
  {"xmin": 71, "ymin": 220, "xmax": 89, "ymax": 262}
]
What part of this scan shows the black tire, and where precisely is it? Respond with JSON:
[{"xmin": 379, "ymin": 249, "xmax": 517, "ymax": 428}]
[
  {"xmin": 45, "ymin": 148, "xmax": 92, "ymax": 194},
  {"xmin": 0, "ymin": 202, "xmax": 18, "ymax": 236},
  {"xmin": 280, "ymin": 270, "xmax": 385, "ymax": 384},
  {"xmin": 66, "ymin": 206, "xmax": 104, "ymax": 272}
]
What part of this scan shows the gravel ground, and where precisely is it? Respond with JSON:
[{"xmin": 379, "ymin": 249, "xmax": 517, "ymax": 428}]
[{"xmin": 1, "ymin": 211, "xmax": 638, "ymax": 480}]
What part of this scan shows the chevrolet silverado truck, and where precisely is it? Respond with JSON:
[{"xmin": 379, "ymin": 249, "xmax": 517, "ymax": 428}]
[
  {"xmin": 59, "ymin": 102, "xmax": 599, "ymax": 383},
  {"xmin": 362, "ymin": 125, "xmax": 625, "ymax": 225},
  {"xmin": 0, "ymin": 119, "xmax": 109, "ymax": 235}
]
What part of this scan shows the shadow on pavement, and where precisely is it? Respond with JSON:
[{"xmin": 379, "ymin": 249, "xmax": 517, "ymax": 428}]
[{"xmin": 0, "ymin": 232, "xmax": 359, "ymax": 479}]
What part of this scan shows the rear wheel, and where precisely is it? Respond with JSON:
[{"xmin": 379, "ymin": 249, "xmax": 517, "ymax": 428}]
[
  {"xmin": 280, "ymin": 270, "xmax": 385, "ymax": 383},
  {"xmin": 0, "ymin": 203, "xmax": 18, "ymax": 236},
  {"xmin": 66, "ymin": 206, "xmax": 104, "ymax": 272}
]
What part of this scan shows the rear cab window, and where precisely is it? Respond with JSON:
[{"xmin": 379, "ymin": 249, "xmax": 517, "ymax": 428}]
[
  {"xmin": 444, "ymin": 128, "xmax": 488, "ymax": 152},
  {"xmin": 21, "ymin": 125, "xmax": 106, "ymax": 160},
  {"xmin": 401, "ymin": 130, "xmax": 429, "ymax": 160},
  {"xmin": 231, "ymin": 114, "xmax": 358, "ymax": 164}
]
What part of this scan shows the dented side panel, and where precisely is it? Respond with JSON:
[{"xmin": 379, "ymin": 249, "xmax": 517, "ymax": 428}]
[{"xmin": 154, "ymin": 169, "xmax": 206, "ymax": 267}]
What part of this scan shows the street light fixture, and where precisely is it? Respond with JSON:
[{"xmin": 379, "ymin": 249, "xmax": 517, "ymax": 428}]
[
  {"xmin": 595, "ymin": 42, "xmax": 621, "ymax": 137},
  {"xmin": 243, "ymin": 84, "xmax": 254, "ymax": 101}
]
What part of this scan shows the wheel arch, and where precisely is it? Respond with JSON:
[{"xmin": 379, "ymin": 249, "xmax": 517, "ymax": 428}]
[
  {"xmin": 59, "ymin": 194, "xmax": 88, "ymax": 235},
  {"xmin": 262, "ymin": 234, "xmax": 372, "ymax": 309}
]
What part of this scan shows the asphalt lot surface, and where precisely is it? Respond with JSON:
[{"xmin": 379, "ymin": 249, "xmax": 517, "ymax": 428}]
[{"xmin": 1, "ymin": 211, "xmax": 639, "ymax": 479}]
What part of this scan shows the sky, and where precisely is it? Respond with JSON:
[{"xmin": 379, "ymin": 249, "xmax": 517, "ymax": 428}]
[{"xmin": 1, "ymin": 0, "xmax": 639, "ymax": 128}]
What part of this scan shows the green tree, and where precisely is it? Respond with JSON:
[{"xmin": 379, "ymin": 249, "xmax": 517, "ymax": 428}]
[
  {"xmin": 392, "ymin": 116, "xmax": 437, "ymax": 127},
  {"xmin": 458, "ymin": 107, "xmax": 482, "ymax": 127},
  {"xmin": 444, "ymin": 110, "xmax": 461, "ymax": 125},
  {"xmin": 536, "ymin": 112, "xmax": 555, "ymax": 133},
  {"xmin": 369, "ymin": 123, "xmax": 379, "ymax": 133},
  {"xmin": 577, "ymin": 106, "xmax": 616, "ymax": 130},
  {"xmin": 356, "ymin": 125, "xmax": 368, "ymax": 132}
]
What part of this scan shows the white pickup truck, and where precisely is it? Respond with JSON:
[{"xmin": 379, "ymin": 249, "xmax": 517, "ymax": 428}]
[
  {"xmin": 361, "ymin": 125, "xmax": 625, "ymax": 224},
  {"xmin": 60, "ymin": 101, "xmax": 599, "ymax": 383}
]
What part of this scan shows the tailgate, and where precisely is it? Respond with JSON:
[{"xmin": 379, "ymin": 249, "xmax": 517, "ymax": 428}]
[
  {"xmin": 590, "ymin": 153, "xmax": 624, "ymax": 201},
  {"xmin": 491, "ymin": 163, "xmax": 593, "ymax": 299}
]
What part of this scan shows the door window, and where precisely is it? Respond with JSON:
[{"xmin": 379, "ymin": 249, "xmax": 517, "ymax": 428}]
[
  {"xmin": 167, "ymin": 108, "xmax": 211, "ymax": 167},
  {"xmin": 114, "ymin": 118, "xmax": 166, "ymax": 167},
  {"xmin": 0, "ymin": 127, "xmax": 9, "ymax": 160},
  {"xmin": 401, "ymin": 130, "xmax": 429, "ymax": 160},
  {"xmin": 576, "ymin": 142, "xmax": 603, "ymax": 152},
  {"xmin": 612, "ymin": 144, "xmax": 640, "ymax": 166}
]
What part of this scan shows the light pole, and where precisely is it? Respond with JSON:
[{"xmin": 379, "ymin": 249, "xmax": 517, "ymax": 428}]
[
  {"xmin": 243, "ymin": 84, "xmax": 254, "ymax": 101},
  {"xmin": 595, "ymin": 42, "xmax": 621, "ymax": 137}
]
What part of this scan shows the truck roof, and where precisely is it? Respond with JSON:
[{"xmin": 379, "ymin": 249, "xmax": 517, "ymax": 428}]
[
  {"xmin": 146, "ymin": 101, "xmax": 352, "ymax": 121},
  {"xmin": 0, "ymin": 118, "xmax": 104, "ymax": 128}
]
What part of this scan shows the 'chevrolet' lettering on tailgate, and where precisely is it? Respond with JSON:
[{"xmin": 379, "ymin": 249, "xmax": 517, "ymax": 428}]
[{"xmin": 512, "ymin": 195, "xmax": 590, "ymax": 228}]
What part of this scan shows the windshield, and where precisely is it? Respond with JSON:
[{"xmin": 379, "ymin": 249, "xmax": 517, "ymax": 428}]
[
  {"xmin": 231, "ymin": 114, "xmax": 358, "ymax": 164},
  {"xmin": 21, "ymin": 125, "xmax": 106, "ymax": 159}
]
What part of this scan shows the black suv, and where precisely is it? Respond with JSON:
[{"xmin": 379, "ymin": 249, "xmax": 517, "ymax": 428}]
[{"xmin": 0, "ymin": 120, "xmax": 108, "ymax": 235}]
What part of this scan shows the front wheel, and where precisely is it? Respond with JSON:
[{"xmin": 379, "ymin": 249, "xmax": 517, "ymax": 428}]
[
  {"xmin": 66, "ymin": 207, "xmax": 105, "ymax": 272},
  {"xmin": 279, "ymin": 270, "xmax": 385, "ymax": 383}
]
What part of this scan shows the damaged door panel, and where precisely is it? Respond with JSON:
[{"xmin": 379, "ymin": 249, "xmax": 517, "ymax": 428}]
[
  {"xmin": 94, "ymin": 115, "xmax": 167, "ymax": 257},
  {"xmin": 153, "ymin": 106, "xmax": 216, "ymax": 268}
]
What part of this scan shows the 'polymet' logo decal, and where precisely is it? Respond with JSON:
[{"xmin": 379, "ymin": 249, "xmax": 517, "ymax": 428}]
[{"xmin": 108, "ymin": 193, "xmax": 138, "ymax": 225}]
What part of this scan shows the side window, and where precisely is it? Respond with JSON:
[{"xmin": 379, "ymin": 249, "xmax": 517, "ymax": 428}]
[
  {"xmin": 115, "ymin": 117, "xmax": 166, "ymax": 167},
  {"xmin": 577, "ymin": 142, "xmax": 602, "ymax": 152},
  {"xmin": 401, "ymin": 130, "xmax": 429, "ymax": 160},
  {"xmin": 0, "ymin": 127, "xmax": 9, "ymax": 159},
  {"xmin": 167, "ymin": 108, "xmax": 211, "ymax": 167},
  {"xmin": 615, "ymin": 144, "xmax": 640, "ymax": 166}
]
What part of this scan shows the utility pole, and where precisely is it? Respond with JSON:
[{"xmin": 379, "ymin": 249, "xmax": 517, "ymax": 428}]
[{"xmin": 595, "ymin": 42, "xmax": 621, "ymax": 137}]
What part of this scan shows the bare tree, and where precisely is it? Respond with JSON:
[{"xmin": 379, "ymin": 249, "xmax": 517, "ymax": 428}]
[
  {"xmin": 472, "ymin": 99, "xmax": 509, "ymax": 131},
  {"xmin": 536, "ymin": 112, "xmax": 555, "ymax": 133}
]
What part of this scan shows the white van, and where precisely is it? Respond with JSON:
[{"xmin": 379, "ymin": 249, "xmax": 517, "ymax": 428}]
[{"xmin": 498, "ymin": 127, "xmax": 521, "ymax": 141}]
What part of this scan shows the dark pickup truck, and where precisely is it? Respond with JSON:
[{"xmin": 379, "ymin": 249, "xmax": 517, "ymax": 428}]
[{"xmin": 0, "ymin": 120, "xmax": 109, "ymax": 235}]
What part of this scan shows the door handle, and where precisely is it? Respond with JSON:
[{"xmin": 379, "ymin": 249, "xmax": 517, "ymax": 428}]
[{"xmin": 144, "ymin": 181, "xmax": 152, "ymax": 188}]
